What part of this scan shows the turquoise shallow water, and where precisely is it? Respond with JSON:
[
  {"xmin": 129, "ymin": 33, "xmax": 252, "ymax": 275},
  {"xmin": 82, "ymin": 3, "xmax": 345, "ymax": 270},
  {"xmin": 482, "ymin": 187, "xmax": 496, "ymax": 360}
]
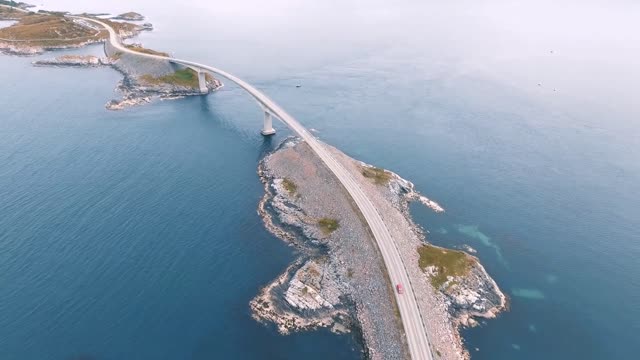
[{"xmin": 2, "ymin": 1, "xmax": 640, "ymax": 359}]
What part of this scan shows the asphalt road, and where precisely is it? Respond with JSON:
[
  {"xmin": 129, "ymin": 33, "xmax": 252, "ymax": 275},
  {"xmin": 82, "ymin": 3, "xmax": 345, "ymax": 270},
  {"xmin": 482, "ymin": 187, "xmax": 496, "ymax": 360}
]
[{"xmin": 78, "ymin": 15, "xmax": 435, "ymax": 360}]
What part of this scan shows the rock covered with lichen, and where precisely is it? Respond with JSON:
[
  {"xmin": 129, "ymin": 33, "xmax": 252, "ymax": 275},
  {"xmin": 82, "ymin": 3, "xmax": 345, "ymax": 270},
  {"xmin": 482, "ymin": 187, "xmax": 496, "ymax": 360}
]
[
  {"xmin": 250, "ymin": 258, "xmax": 352, "ymax": 335},
  {"xmin": 32, "ymin": 55, "xmax": 113, "ymax": 66},
  {"xmin": 432, "ymin": 256, "xmax": 507, "ymax": 328}
]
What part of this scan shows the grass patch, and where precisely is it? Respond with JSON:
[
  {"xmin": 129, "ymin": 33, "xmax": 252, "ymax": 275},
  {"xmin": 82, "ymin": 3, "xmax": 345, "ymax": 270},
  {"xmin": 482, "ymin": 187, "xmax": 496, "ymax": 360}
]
[
  {"xmin": 139, "ymin": 68, "xmax": 199, "ymax": 89},
  {"xmin": 125, "ymin": 44, "xmax": 168, "ymax": 57},
  {"xmin": 281, "ymin": 178, "xmax": 297, "ymax": 195},
  {"xmin": 418, "ymin": 245, "xmax": 474, "ymax": 288},
  {"xmin": 361, "ymin": 166, "xmax": 392, "ymax": 185},
  {"xmin": 317, "ymin": 217, "xmax": 339, "ymax": 235}
]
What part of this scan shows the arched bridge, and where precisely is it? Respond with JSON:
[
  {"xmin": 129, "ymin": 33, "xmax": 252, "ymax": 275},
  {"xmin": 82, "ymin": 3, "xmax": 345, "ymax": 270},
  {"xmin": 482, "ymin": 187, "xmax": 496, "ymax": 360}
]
[{"xmin": 74, "ymin": 15, "xmax": 435, "ymax": 360}]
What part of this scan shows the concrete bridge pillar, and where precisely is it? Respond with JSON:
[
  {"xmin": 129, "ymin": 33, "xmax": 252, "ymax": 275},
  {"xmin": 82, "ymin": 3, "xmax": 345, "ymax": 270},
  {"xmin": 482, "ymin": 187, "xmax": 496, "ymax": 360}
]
[
  {"xmin": 197, "ymin": 70, "xmax": 208, "ymax": 94},
  {"xmin": 261, "ymin": 111, "xmax": 276, "ymax": 136}
]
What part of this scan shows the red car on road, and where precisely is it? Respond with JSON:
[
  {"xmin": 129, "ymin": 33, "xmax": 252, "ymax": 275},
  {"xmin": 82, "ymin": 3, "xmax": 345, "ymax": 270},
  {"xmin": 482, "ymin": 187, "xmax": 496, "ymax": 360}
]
[{"xmin": 396, "ymin": 283, "xmax": 404, "ymax": 294}]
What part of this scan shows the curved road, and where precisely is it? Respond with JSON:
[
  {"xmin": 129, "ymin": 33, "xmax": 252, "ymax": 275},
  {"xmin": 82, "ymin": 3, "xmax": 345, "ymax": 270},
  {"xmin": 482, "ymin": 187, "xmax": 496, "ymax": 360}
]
[{"xmin": 77, "ymin": 15, "xmax": 434, "ymax": 360}]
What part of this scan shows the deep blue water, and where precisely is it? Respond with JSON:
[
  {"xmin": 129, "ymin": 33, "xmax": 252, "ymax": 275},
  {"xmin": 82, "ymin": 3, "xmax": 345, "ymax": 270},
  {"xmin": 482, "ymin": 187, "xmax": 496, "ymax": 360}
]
[{"xmin": 2, "ymin": 1, "xmax": 639, "ymax": 359}]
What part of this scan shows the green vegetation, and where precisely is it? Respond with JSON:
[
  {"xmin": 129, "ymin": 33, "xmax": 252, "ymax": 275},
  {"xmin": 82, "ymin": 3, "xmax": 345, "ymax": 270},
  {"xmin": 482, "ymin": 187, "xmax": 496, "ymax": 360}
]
[
  {"xmin": 281, "ymin": 178, "xmax": 297, "ymax": 195},
  {"xmin": 124, "ymin": 44, "xmax": 169, "ymax": 57},
  {"xmin": 436, "ymin": 350, "xmax": 442, "ymax": 357},
  {"xmin": 139, "ymin": 68, "xmax": 199, "ymax": 89},
  {"xmin": 347, "ymin": 268, "xmax": 354, "ymax": 278},
  {"xmin": 361, "ymin": 166, "xmax": 392, "ymax": 185},
  {"xmin": 317, "ymin": 217, "xmax": 339, "ymax": 235},
  {"xmin": 417, "ymin": 245, "xmax": 474, "ymax": 288}
]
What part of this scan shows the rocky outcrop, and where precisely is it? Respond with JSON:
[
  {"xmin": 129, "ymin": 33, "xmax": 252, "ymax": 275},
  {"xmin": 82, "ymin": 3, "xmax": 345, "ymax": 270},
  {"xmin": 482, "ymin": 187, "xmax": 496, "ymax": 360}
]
[
  {"xmin": 429, "ymin": 259, "xmax": 507, "ymax": 328},
  {"xmin": 100, "ymin": 38, "xmax": 223, "ymax": 110},
  {"xmin": 251, "ymin": 259, "xmax": 351, "ymax": 335},
  {"xmin": 0, "ymin": 41, "xmax": 40, "ymax": 55},
  {"xmin": 0, "ymin": 38, "xmax": 107, "ymax": 56},
  {"xmin": 363, "ymin": 162, "xmax": 445, "ymax": 213},
  {"xmin": 32, "ymin": 55, "xmax": 113, "ymax": 66},
  {"xmin": 102, "ymin": 69, "xmax": 223, "ymax": 111},
  {"xmin": 284, "ymin": 260, "xmax": 342, "ymax": 310},
  {"xmin": 105, "ymin": 94, "xmax": 152, "ymax": 110}
]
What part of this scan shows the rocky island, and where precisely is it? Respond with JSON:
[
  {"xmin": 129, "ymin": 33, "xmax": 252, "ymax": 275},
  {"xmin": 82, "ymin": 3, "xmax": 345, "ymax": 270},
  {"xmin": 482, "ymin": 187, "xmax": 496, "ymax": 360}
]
[
  {"xmin": 253, "ymin": 138, "xmax": 506, "ymax": 359},
  {"xmin": 102, "ymin": 42, "xmax": 222, "ymax": 110},
  {"xmin": 0, "ymin": 4, "xmax": 222, "ymax": 109}
]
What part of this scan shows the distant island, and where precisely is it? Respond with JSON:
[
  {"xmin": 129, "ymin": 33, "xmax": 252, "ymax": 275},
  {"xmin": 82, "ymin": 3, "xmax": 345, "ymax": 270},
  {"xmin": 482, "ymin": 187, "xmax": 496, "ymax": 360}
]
[{"xmin": 112, "ymin": 11, "xmax": 144, "ymax": 21}]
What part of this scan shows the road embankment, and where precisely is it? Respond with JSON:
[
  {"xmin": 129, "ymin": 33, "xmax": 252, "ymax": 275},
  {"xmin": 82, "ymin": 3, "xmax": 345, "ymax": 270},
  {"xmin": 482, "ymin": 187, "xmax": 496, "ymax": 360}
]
[{"xmin": 254, "ymin": 138, "xmax": 506, "ymax": 360}]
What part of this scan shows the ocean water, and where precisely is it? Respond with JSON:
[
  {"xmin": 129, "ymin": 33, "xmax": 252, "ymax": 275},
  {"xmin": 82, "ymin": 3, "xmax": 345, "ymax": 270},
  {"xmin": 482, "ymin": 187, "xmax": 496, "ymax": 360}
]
[{"xmin": 2, "ymin": 1, "xmax": 639, "ymax": 359}]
